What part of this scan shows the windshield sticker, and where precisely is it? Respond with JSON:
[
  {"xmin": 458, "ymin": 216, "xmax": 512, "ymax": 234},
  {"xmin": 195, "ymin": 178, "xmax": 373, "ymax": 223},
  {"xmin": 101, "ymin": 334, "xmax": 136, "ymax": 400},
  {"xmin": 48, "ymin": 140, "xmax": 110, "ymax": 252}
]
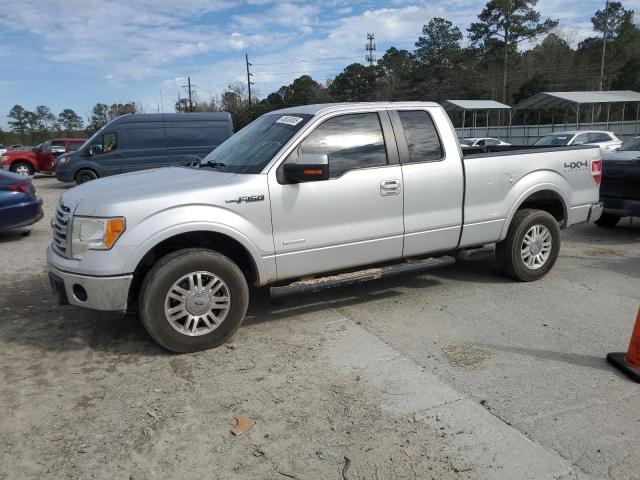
[{"xmin": 276, "ymin": 116, "xmax": 303, "ymax": 126}]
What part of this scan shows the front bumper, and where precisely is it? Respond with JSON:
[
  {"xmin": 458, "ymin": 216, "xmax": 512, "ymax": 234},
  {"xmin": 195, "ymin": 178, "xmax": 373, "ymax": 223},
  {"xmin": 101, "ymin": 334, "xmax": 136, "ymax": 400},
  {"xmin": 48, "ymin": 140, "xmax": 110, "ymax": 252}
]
[
  {"xmin": 587, "ymin": 202, "xmax": 604, "ymax": 223},
  {"xmin": 47, "ymin": 263, "xmax": 133, "ymax": 312},
  {"xmin": 55, "ymin": 165, "xmax": 75, "ymax": 183}
]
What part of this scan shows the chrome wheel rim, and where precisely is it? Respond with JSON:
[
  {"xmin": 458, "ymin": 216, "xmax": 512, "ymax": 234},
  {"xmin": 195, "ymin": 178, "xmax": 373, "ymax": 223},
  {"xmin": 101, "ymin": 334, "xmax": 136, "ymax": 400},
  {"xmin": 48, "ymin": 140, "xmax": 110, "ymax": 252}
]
[
  {"xmin": 521, "ymin": 225, "xmax": 552, "ymax": 270},
  {"xmin": 15, "ymin": 165, "xmax": 30, "ymax": 176},
  {"xmin": 164, "ymin": 271, "xmax": 231, "ymax": 336}
]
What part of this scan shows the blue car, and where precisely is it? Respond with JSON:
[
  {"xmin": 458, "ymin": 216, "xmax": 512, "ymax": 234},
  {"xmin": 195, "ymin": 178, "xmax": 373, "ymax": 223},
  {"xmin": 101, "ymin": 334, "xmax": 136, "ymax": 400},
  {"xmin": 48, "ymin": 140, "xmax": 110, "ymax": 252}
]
[{"xmin": 0, "ymin": 171, "xmax": 43, "ymax": 231}]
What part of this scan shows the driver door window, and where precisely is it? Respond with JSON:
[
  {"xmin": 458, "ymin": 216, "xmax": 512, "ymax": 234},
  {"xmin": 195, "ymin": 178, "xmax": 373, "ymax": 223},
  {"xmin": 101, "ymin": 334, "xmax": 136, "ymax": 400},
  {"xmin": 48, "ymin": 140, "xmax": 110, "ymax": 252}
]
[
  {"xmin": 51, "ymin": 140, "xmax": 66, "ymax": 156},
  {"xmin": 91, "ymin": 133, "xmax": 118, "ymax": 155},
  {"xmin": 296, "ymin": 113, "xmax": 388, "ymax": 178}
]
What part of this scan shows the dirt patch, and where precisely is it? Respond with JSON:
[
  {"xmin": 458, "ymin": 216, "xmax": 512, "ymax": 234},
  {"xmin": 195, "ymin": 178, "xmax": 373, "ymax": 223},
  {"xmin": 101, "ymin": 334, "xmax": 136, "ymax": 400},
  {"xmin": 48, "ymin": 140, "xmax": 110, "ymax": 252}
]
[{"xmin": 441, "ymin": 344, "xmax": 491, "ymax": 369}]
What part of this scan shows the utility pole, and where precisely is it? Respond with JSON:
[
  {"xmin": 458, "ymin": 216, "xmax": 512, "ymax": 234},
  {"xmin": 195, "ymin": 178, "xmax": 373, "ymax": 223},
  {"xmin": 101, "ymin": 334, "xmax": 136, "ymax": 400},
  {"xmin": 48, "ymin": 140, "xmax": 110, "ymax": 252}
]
[
  {"xmin": 246, "ymin": 53, "xmax": 254, "ymax": 119},
  {"xmin": 599, "ymin": 0, "xmax": 610, "ymax": 91},
  {"xmin": 365, "ymin": 33, "xmax": 376, "ymax": 66},
  {"xmin": 182, "ymin": 77, "xmax": 195, "ymax": 112}
]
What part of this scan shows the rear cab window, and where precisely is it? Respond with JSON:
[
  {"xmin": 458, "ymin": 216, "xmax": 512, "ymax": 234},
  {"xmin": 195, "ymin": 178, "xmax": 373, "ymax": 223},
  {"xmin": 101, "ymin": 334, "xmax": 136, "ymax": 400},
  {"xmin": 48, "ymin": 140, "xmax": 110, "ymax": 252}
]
[{"xmin": 395, "ymin": 110, "xmax": 444, "ymax": 163}]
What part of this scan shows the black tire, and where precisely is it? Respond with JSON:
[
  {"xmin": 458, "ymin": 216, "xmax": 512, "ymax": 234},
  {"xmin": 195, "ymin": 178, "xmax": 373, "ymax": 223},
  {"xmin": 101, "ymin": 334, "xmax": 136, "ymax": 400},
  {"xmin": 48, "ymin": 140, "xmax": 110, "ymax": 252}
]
[
  {"xmin": 139, "ymin": 248, "xmax": 249, "ymax": 353},
  {"xmin": 75, "ymin": 169, "xmax": 98, "ymax": 184},
  {"xmin": 495, "ymin": 209, "xmax": 561, "ymax": 282},
  {"xmin": 10, "ymin": 161, "xmax": 34, "ymax": 176},
  {"xmin": 595, "ymin": 213, "xmax": 621, "ymax": 228}
]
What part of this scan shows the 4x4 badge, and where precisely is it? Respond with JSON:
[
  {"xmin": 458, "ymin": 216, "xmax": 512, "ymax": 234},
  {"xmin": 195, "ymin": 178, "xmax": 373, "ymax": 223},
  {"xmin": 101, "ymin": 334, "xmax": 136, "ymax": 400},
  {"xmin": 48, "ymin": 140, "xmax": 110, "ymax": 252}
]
[{"xmin": 225, "ymin": 194, "xmax": 265, "ymax": 204}]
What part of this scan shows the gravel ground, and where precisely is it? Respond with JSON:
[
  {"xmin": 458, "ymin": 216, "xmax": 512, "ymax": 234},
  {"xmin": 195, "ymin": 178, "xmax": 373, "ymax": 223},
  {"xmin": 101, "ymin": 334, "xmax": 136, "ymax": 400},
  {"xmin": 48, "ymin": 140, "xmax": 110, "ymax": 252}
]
[{"xmin": 0, "ymin": 175, "xmax": 638, "ymax": 479}]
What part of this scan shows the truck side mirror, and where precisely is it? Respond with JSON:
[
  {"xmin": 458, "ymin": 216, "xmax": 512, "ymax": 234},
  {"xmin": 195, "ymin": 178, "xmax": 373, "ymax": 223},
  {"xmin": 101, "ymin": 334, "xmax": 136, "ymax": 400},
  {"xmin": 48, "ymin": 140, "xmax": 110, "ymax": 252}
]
[{"xmin": 283, "ymin": 153, "xmax": 329, "ymax": 183}]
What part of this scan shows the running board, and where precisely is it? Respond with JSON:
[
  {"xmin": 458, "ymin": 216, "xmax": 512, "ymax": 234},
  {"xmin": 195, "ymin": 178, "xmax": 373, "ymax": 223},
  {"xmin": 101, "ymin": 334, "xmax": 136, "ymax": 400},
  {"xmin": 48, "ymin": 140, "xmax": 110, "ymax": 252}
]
[{"xmin": 269, "ymin": 256, "xmax": 455, "ymax": 299}]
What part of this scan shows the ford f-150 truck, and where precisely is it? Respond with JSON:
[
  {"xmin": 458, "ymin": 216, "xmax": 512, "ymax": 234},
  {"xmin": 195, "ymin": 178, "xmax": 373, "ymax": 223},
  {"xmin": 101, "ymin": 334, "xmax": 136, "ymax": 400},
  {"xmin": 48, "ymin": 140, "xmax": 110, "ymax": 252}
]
[
  {"xmin": 0, "ymin": 138, "xmax": 86, "ymax": 175},
  {"xmin": 47, "ymin": 102, "xmax": 603, "ymax": 352}
]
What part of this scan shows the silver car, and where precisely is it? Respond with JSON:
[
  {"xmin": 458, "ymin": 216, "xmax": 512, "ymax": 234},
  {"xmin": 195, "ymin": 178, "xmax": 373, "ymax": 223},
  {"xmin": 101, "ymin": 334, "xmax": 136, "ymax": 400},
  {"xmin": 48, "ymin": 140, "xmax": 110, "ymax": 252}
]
[
  {"xmin": 460, "ymin": 137, "xmax": 511, "ymax": 148},
  {"xmin": 533, "ymin": 130, "xmax": 623, "ymax": 154}
]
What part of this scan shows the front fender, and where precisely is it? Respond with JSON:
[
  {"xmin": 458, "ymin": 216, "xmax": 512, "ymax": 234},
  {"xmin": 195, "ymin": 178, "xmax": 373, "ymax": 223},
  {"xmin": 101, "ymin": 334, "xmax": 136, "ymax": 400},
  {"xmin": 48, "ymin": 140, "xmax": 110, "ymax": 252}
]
[
  {"xmin": 122, "ymin": 204, "xmax": 276, "ymax": 285},
  {"xmin": 8, "ymin": 156, "xmax": 37, "ymax": 170},
  {"xmin": 498, "ymin": 171, "xmax": 569, "ymax": 242}
]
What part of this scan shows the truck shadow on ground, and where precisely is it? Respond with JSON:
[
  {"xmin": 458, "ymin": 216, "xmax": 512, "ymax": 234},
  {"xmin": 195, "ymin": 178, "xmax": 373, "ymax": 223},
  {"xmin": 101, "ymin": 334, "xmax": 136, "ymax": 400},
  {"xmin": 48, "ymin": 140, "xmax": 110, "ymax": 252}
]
[
  {"xmin": 566, "ymin": 219, "xmax": 640, "ymax": 246},
  {"xmin": 477, "ymin": 343, "xmax": 613, "ymax": 372}
]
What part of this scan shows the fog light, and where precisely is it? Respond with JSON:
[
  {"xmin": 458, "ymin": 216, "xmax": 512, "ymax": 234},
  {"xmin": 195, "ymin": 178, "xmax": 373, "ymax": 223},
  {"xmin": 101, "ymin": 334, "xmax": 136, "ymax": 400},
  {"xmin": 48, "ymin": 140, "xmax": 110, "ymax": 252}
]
[{"xmin": 72, "ymin": 284, "xmax": 88, "ymax": 302}]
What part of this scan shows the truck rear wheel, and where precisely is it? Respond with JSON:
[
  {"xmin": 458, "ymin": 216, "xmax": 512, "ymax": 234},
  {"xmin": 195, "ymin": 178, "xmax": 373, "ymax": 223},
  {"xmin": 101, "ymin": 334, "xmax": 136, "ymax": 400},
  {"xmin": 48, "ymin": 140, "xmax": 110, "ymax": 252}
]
[
  {"xmin": 595, "ymin": 213, "xmax": 621, "ymax": 228},
  {"xmin": 495, "ymin": 209, "xmax": 560, "ymax": 282},
  {"xmin": 11, "ymin": 161, "xmax": 34, "ymax": 176},
  {"xmin": 75, "ymin": 169, "xmax": 98, "ymax": 184},
  {"xmin": 139, "ymin": 248, "xmax": 249, "ymax": 353}
]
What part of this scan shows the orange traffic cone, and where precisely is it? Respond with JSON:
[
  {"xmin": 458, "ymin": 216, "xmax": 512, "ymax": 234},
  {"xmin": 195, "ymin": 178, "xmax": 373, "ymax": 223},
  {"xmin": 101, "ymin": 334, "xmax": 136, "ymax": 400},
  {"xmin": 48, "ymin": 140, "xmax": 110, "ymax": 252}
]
[{"xmin": 607, "ymin": 307, "xmax": 640, "ymax": 382}]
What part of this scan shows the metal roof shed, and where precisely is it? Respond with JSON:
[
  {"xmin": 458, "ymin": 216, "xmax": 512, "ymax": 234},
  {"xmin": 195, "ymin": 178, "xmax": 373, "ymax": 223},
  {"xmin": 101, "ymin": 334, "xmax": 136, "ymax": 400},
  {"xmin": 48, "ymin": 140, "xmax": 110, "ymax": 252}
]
[
  {"xmin": 512, "ymin": 90, "xmax": 640, "ymax": 133},
  {"xmin": 442, "ymin": 100, "xmax": 511, "ymax": 138}
]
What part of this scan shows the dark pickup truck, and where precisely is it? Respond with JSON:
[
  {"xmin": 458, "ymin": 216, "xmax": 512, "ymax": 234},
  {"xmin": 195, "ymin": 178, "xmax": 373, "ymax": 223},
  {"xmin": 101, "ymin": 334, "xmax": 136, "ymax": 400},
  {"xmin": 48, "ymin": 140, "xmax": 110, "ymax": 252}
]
[{"xmin": 597, "ymin": 137, "xmax": 640, "ymax": 227}]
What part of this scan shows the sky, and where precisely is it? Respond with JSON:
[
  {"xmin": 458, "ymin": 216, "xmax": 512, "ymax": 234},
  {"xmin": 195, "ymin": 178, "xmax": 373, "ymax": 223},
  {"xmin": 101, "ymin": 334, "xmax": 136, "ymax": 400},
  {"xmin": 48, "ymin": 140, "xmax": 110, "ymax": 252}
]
[{"xmin": 1, "ymin": 0, "xmax": 639, "ymax": 128}]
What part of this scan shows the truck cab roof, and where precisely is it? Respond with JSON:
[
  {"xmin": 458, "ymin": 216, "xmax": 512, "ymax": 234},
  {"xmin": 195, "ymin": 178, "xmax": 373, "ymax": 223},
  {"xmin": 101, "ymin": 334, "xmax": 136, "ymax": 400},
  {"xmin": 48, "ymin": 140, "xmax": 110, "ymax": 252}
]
[{"xmin": 274, "ymin": 101, "xmax": 442, "ymax": 116}]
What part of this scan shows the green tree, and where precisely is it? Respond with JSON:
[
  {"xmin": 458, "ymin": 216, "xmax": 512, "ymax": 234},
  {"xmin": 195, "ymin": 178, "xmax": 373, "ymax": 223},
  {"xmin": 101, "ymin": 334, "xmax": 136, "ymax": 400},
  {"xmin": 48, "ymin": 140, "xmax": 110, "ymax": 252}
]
[
  {"xmin": 58, "ymin": 109, "xmax": 84, "ymax": 134},
  {"xmin": 89, "ymin": 103, "xmax": 109, "ymax": 131},
  {"xmin": 468, "ymin": 0, "xmax": 558, "ymax": 102},
  {"xmin": 328, "ymin": 64, "xmax": 381, "ymax": 101},
  {"xmin": 512, "ymin": 72, "xmax": 550, "ymax": 104},
  {"xmin": 592, "ymin": 1, "xmax": 635, "ymax": 89},
  {"xmin": 7, "ymin": 105, "xmax": 29, "ymax": 134},
  {"xmin": 280, "ymin": 75, "xmax": 326, "ymax": 105},
  {"xmin": 107, "ymin": 102, "xmax": 138, "ymax": 120},
  {"xmin": 35, "ymin": 105, "xmax": 55, "ymax": 131},
  {"xmin": 415, "ymin": 18, "xmax": 463, "ymax": 66},
  {"xmin": 612, "ymin": 56, "xmax": 640, "ymax": 90}
]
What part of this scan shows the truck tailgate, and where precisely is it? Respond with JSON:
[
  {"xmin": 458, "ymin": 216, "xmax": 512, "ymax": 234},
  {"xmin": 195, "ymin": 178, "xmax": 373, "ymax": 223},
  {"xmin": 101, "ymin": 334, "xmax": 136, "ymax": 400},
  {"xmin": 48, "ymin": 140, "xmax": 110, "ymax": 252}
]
[{"xmin": 601, "ymin": 158, "xmax": 640, "ymax": 202}]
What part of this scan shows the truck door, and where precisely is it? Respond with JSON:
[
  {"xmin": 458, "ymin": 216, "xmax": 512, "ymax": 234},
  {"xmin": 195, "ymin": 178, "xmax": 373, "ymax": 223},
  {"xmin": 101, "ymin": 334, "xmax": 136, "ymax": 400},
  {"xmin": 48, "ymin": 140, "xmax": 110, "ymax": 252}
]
[
  {"xmin": 87, "ymin": 132, "xmax": 123, "ymax": 176},
  {"xmin": 389, "ymin": 108, "xmax": 464, "ymax": 257},
  {"xmin": 37, "ymin": 141, "xmax": 54, "ymax": 172},
  {"xmin": 268, "ymin": 111, "xmax": 404, "ymax": 280}
]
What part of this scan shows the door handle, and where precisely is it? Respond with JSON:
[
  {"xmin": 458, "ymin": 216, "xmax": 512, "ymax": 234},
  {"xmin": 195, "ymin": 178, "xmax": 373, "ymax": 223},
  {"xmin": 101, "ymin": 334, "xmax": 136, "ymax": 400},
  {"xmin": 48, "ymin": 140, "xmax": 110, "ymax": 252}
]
[{"xmin": 380, "ymin": 179, "xmax": 400, "ymax": 196}]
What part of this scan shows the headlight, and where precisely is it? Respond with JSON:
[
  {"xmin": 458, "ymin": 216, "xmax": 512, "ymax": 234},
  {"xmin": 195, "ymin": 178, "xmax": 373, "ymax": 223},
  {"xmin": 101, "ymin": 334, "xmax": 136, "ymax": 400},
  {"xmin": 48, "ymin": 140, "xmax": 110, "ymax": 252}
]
[
  {"xmin": 0, "ymin": 155, "xmax": 8, "ymax": 163},
  {"xmin": 58, "ymin": 156, "xmax": 71, "ymax": 165},
  {"xmin": 71, "ymin": 217, "xmax": 126, "ymax": 259}
]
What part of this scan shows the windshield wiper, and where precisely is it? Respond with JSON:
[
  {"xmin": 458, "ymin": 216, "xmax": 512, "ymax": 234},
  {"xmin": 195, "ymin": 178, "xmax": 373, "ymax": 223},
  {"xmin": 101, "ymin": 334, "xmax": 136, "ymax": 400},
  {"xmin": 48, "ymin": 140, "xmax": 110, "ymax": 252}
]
[{"xmin": 200, "ymin": 160, "xmax": 226, "ymax": 169}]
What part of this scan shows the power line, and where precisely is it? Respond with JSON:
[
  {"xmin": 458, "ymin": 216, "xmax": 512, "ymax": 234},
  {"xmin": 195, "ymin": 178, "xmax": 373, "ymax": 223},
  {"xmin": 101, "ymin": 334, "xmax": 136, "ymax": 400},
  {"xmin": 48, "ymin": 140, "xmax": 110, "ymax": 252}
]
[{"xmin": 252, "ymin": 56, "xmax": 360, "ymax": 66}]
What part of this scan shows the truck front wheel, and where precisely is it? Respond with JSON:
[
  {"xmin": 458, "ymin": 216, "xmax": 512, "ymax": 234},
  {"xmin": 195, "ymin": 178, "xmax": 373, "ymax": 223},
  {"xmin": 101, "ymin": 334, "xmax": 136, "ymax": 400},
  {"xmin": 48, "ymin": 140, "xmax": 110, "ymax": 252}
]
[
  {"xmin": 495, "ymin": 209, "xmax": 561, "ymax": 282},
  {"xmin": 139, "ymin": 248, "xmax": 249, "ymax": 353},
  {"xmin": 11, "ymin": 161, "xmax": 34, "ymax": 176},
  {"xmin": 75, "ymin": 169, "xmax": 98, "ymax": 184}
]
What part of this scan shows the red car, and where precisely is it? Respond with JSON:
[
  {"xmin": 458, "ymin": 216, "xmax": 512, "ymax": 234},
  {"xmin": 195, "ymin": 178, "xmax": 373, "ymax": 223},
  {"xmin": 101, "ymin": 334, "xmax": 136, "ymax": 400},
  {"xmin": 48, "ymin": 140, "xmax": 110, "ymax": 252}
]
[{"xmin": 0, "ymin": 138, "xmax": 86, "ymax": 176}]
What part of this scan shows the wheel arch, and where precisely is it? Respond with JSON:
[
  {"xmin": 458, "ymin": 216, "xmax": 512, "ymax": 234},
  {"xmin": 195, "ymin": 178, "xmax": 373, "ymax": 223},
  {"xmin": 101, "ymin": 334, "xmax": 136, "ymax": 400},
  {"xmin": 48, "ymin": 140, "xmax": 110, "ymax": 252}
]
[
  {"xmin": 126, "ymin": 225, "xmax": 269, "ymax": 309},
  {"xmin": 10, "ymin": 157, "xmax": 37, "ymax": 171},
  {"xmin": 499, "ymin": 184, "xmax": 568, "ymax": 242}
]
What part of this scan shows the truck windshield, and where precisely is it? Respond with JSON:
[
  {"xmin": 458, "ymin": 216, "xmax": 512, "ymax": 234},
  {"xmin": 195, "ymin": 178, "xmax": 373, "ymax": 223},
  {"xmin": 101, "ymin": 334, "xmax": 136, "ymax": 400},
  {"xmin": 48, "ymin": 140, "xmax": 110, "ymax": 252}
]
[
  {"xmin": 533, "ymin": 134, "xmax": 572, "ymax": 146},
  {"xmin": 198, "ymin": 113, "xmax": 312, "ymax": 174},
  {"xmin": 619, "ymin": 137, "xmax": 640, "ymax": 151}
]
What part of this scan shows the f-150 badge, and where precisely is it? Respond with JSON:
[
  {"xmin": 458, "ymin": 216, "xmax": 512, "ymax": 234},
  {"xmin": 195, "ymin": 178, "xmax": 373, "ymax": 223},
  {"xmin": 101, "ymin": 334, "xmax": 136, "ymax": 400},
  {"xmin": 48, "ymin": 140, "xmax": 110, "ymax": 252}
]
[{"xmin": 225, "ymin": 195, "xmax": 265, "ymax": 204}]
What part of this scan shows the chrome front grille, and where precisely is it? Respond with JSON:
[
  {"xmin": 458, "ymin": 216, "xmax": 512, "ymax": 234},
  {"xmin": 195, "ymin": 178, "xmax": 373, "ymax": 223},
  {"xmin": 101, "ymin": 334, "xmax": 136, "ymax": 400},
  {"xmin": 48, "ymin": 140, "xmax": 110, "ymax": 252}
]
[{"xmin": 52, "ymin": 203, "xmax": 71, "ymax": 257}]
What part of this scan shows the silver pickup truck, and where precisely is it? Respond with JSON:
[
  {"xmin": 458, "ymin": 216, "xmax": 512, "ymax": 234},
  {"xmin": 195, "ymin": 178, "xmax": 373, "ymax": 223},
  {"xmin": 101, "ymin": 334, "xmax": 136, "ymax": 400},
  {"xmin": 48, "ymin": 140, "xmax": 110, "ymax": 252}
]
[{"xmin": 47, "ymin": 102, "xmax": 603, "ymax": 352}]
